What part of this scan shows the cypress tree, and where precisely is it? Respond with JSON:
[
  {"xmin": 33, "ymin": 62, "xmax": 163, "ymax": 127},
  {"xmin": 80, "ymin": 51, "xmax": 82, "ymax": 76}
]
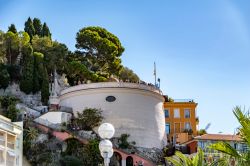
[
  {"xmin": 8, "ymin": 24, "xmax": 17, "ymax": 33},
  {"xmin": 33, "ymin": 18, "xmax": 42, "ymax": 36},
  {"xmin": 41, "ymin": 67, "xmax": 49, "ymax": 105},
  {"xmin": 32, "ymin": 52, "xmax": 44, "ymax": 93},
  {"xmin": 24, "ymin": 17, "xmax": 35, "ymax": 41},
  {"xmin": 41, "ymin": 23, "xmax": 51, "ymax": 38},
  {"xmin": 20, "ymin": 51, "xmax": 34, "ymax": 94}
]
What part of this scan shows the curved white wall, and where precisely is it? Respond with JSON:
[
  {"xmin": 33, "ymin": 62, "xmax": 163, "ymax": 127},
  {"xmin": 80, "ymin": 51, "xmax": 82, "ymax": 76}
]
[{"xmin": 59, "ymin": 82, "xmax": 167, "ymax": 149}]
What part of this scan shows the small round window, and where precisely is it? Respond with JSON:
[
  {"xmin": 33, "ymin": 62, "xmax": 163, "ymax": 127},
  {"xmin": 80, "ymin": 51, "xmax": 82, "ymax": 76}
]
[{"xmin": 106, "ymin": 96, "xmax": 116, "ymax": 102}]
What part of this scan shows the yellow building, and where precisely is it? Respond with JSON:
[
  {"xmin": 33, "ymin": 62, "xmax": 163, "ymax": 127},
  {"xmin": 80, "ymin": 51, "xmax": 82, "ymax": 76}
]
[
  {"xmin": 164, "ymin": 97, "xmax": 198, "ymax": 144},
  {"xmin": 0, "ymin": 115, "xmax": 23, "ymax": 166}
]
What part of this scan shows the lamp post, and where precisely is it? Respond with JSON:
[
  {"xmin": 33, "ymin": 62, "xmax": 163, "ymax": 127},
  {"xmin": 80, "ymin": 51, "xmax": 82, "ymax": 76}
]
[{"xmin": 98, "ymin": 123, "xmax": 115, "ymax": 166}]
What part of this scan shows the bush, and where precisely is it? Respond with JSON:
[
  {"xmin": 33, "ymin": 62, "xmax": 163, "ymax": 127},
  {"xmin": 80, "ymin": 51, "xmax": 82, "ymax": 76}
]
[
  {"xmin": 60, "ymin": 155, "xmax": 83, "ymax": 166},
  {"xmin": 75, "ymin": 108, "xmax": 103, "ymax": 130},
  {"xmin": 118, "ymin": 134, "xmax": 136, "ymax": 149},
  {"xmin": 6, "ymin": 104, "xmax": 20, "ymax": 122}
]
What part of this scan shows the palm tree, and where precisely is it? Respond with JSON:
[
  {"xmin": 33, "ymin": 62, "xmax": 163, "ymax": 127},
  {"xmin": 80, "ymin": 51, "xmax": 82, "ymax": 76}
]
[
  {"xmin": 209, "ymin": 106, "xmax": 250, "ymax": 166},
  {"xmin": 166, "ymin": 148, "xmax": 209, "ymax": 166},
  {"xmin": 25, "ymin": 127, "xmax": 39, "ymax": 142}
]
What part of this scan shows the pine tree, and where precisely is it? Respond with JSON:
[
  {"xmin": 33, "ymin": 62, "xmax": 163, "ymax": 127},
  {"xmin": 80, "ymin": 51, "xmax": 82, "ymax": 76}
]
[
  {"xmin": 33, "ymin": 18, "xmax": 42, "ymax": 36},
  {"xmin": 8, "ymin": 24, "xmax": 17, "ymax": 33},
  {"xmin": 41, "ymin": 67, "xmax": 49, "ymax": 105},
  {"xmin": 24, "ymin": 17, "xmax": 35, "ymax": 41},
  {"xmin": 41, "ymin": 23, "xmax": 51, "ymax": 38}
]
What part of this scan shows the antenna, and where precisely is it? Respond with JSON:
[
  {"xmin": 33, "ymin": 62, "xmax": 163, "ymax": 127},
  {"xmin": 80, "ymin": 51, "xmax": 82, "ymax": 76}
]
[{"xmin": 154, "ymin": 62, "xmax": 156, "ymax": 86}]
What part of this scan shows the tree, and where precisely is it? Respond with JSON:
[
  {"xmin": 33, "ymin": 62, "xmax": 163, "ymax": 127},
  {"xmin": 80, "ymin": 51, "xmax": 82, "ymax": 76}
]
[
  {"xmin": 41, "ymin": 22, "xmax": 51, "ymax": 38},
  {"xmin": 209, "ymin": 106, "xmax": 250, "ymax": 165},
  {"xmin": 33, "ymin": 18, "xmax": 42, "ymax": 36},
  {"xmin": 44, "ymin": 41, "xmax": 68, "ymax": 74},
  {"xmin": 8, "ymin": 24, "xmax": 17, "ymax": 33},
  {"xmin": 166, "ymin": 148, "xmax": 209, "ymax": 166},
  {"xmin": 41, "ymin": 67, "xmax": 50, "ymax": 105},
  {"xmin": 31, "ymin": 35, "xmax": 53, "ymax": 54},
  {"xmin": 75, "ymin": 26, "xmax": 124, "ymax": 76},
  {"xmin": 82, "ymin": 139, "xmax": 102, "ymax": 166},
  {"xmin": 0, "ymin": 67, "xmax": 10, "ymax": 89},
  {"xmin": 24, "ymin": 17, "xmax": 35, "ymax": 41},
  {"xmin": 198, "ymin": 129, "xmax": 207, "ymax": 135},
  {"xmin": 6, "ymin": 104, "xmax": 19, "ymax": 122},
  {"xmin": 32, "ymin": 52, "xmax": 44, "ymax": 93},
  {"xmin": 60, "ymin": 155, "xmax": 83, "ymax": 166},
  {"xmin": 0, "ymin": 31, "xmax": 6, "ymax": 63},
  {"xmin": 4, "ymin": 31, "xmax": 19, "ymax": 64},
  {"xmin": 20, "ymin": 51, "xmax": 34, "ymax": 94},
  {"xmin": 75, "ymin": 108, "xmax": 103, "ymax": 130},
  {"xmin": 118, "ymin": 134, "xmax": 136, "ymax": 149},
  {"xmin": 119, "ymin": 67, "xmax": 139, "ymax": 82}
]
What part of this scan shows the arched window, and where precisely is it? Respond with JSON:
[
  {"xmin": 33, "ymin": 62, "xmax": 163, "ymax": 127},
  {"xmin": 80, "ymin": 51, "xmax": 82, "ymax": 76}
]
[{"xmin": 126, "ymin": 156, "xmax": 133, "ymax": 166}]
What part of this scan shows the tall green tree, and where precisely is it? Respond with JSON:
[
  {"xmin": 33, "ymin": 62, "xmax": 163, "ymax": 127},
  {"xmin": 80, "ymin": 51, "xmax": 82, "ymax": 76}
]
[
  {"xmin": 8, "ymin": 24, "xmax": 17, "ymax": 33},
  {"xmin": 33, "ymin": 52, "xmax": 44, "ymax": 93},
  {"xmin": 24, "ymin": 17, "xmax": 35, "ymax": 41},
  {"xmin": 0, "ymin": 31, "xmax": 6, "ymax": 63},
  {"xmin": 41, "ymin": 67, "xmax": 50, "ymax": 105},
  {"xmin": 4, "ymin": 31, "xmax": 19, "ymax": 64},
  {"xmin": 209, "ymin": 106, "xmax": 250, "ymax": 165},
  {"xmin": 0, "ymin": 66, "xmax": 10, "ymax": 89},
  {"xmin": 6, "ymin": 104, "xmax": 20, "ymax": 122},
  {"xmin": 33, "ymin": 18, "xmax": 42, "ymax": 36},
  {"xmin": 41, "ymin": 23, "xmax": 51, "ymax": 38},
  {"xmin": 20, "ymin": 50, "xmax": 34, "ymax": 94},
  {"xmin": 76, "ymin": 26, "xmax": 124, "ymax": 76}
]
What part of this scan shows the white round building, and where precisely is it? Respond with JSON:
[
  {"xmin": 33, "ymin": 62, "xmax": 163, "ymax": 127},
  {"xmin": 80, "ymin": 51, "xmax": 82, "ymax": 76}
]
[{"xmin": 59, "ymin": 82, "xmax": 167, "ymax": 149}]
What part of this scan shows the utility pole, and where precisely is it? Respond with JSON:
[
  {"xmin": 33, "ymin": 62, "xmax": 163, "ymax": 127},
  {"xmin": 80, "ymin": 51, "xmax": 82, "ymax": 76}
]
[{"xmin": 154, "ymin": 62, "xmax": 156, "ymax": 86}]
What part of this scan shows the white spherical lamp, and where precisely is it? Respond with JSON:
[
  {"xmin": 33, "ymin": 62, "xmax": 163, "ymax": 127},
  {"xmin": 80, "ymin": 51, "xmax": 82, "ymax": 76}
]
[
  {"xmin": 98, "ymin": 123, "xmax": 115, "ymax": 139},
  {"xmin": 99, "ymin": 139, "xmax": 113, "ymax": 152}
]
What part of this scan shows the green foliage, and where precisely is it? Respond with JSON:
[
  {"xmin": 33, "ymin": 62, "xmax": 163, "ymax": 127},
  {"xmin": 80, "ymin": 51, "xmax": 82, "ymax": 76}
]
[
  {"xmin": 32, "ymin": 35, "xmax": 53, "ymax": 53},
  {"xmin": 20, "ymin": 52, "xmax": 34, "ymax": 94},
  {"xmin": 209, "ymin": 106, "xmax": 250, "ymax": 165},
  {"xmin": 45, "ymin": 41, "xmax": 68, "ymax": 74},
  {"xmin": 81, "ymin": 139, "xmax": 102, "ymax": 166},
  {"xmin": 64, "ymin": 138, "xmax": 83, "ymax": 156},
  {"xmin": 198, "ymin": 129, "xmax": 207, "ymax": 135},
  {"xmin": 60, "ymin": 155, "xmax": 83, "ymax": 166},
  {"xmin": 6, "ymin": 65, "xmax": 21, "ymax": 82},
  {"xmin": 75, "ymin": 108, "xmax": 103, "ymax": 130},
  {"xmin": 0, "ymin": 96, "xmax": 18, "ymax": 109},
  {"xmin": 41, "ymin": 67, "xmax": 50, "ymax": 105},
  {"xmin": 0, "ymin": 66, "xmax": 10, "ymax": 89},
  {"xmin": 118, "ymin": 134, "xmax": 136, "ymax": 149},
  {"xmin": 42, "ymin": 22, "xmax": 51, "ymax": 38},
  {"xmin": 119, "ymin": 66, "xmax": 139, "ymax": 82},
  {"xmin": 0, "ymin": 31, "xmax": 6, "ymax": 63},
  {"xmin": 6, "ymin": 104, "xmax": 19, "ymax": 122},
  {"xmin": 32, "ymin": 52, "xmax": 44, "ymax": 93},
  {"xmin": 76, "ymin": 26, "xmax": 124, "ymax": 76},
  {"xmin": 166, "ymin": 148, "xmax": 208, "ymax": 166},
  {"xmin": 4, "ymin": 31, "xmax": 19, "ymax": 64},
  {"xmin": 33, "ymin": 18, "xmax": 42, "ymax": 36},
  {"xmin": 8, "ymin": 24, "xmax": 17, "ymax": 33},
  {"xmin": 24, "ymin": 17, "xmax": 35, "ymax": 41}
]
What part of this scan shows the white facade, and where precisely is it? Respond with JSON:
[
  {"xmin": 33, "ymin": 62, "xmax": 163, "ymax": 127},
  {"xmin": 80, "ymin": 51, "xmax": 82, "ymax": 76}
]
[
  {"xmin": 59, "ymin": 82, "xmax": 167, "ymax": 149},
  {"xmin": 0, "ymin": 116, "xmax": 23, "ymax": 166},
  {"xmin": 34, "ymin": 112, "xmax": 72, "ymax": 127}
]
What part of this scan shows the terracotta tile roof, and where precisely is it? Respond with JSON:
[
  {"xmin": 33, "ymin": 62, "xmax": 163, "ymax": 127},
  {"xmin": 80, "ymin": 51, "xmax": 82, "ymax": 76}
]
[{"xmin": 195, "ymin": 134, "xmax": 242, "ymax": 142}]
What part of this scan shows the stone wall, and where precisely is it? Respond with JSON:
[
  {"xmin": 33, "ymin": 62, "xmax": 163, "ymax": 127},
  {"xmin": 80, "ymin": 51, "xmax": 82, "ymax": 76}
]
[{"xmin": 0, "ymin": 83, "xmax": 42, "ymax": 106}]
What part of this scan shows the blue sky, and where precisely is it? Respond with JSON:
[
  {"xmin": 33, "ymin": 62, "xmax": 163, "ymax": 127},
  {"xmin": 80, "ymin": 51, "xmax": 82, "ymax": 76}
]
[{"xmin": 0, "ymin": 0, "xmax": 249, "ymax": 134}]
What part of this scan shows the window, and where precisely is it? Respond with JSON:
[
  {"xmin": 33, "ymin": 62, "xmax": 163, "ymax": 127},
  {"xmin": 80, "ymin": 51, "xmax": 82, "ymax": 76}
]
[
  {"xmin": 164, "ymin": 109, "xmax": 169, "ymax": 118},
  {"xmin": 185, "ymin": 122, "xmax": 191, "ymax": 130},
  {"xmin": 184, "ymin": 109, "xmax": 190, "ymax": 118},
  {"xmin": 165, "ymin": 123, "xmax": 170, "ymax": 134},
  {"xmin": 174, "ymin": 109, "xmax": 180, "ymax": 118}
]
